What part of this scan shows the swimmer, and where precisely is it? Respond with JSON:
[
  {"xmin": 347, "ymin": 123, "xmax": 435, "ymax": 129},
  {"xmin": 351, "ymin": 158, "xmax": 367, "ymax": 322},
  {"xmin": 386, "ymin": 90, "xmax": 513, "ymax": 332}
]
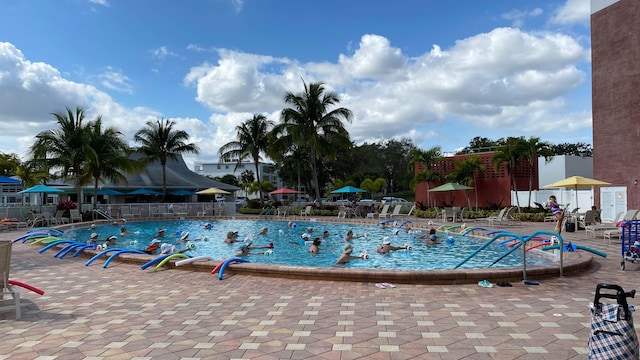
[
  {"xmin": 160, "ymin": 243, "xmax": 190, "ymax": 255},
  {"xmin": 177, "ymin": 231, "xmax": 189, "ymax": 243},
  {"xmin": 203, "ymin": 223, "xmax": 213, "ymax": 230},
  {"xmin": 343, "ymin": 230, "xmax": 365, "ymax": 242},
  {"xmin": 301, "ymin": 233, "xmax": 311, "ymax": 241},
  {"xmin": 335, "ymin": 243, "xmax": 367, "ymax": 265},
  {"xmin": 88, "ymin": 232, "xmax": 99, "ymax": 245},
  {"xmin": 120, "ymin": 226, "xmax": 129, "ymax": 236},
  {"xmin": 257, "ymin": 227, "xmax": 268, "ymax": 235},
  {"xmin": 376, "ymin": 237, "xmax": 409, "ymax": 254},
  {"xmin": 104, "ymin": 235, "xmax": 119, "ymax": 247},
  {"xmin": 322, "ymin": 230, "xmax": 330, "ymax": 239},
  {"xmin": 156, "ymin": 228, "xmax": 165, "ymax": 238},
  {"xmin": 234, "ymin": 241, "xmax": 270, "ymax": 257},
  {"xmin": 141, "ymin": 239, "xmax": 161, "ymax": 254},
  {"xmin": 90, "ymin": 224, "xmax": 96, "ymax": 230},
  {"xmin": 309, "ymin": 238, "xmax": 321, "ymax": 254},
  {"xmin": 224, "ymin": 231, "xmax": 241, "ymax": 244},
  {"xmin": 306, "ymin": 227, "xmax": 313, "ymax": 235},
  {"xmin": 417, "ymin": 227, "xmax": 440, "ymax": 244}
]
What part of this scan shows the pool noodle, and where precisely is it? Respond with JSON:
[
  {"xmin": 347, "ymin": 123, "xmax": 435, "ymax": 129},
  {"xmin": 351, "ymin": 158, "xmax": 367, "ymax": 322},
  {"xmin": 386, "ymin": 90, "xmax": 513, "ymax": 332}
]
[
  {"xmin": 54, "ymin": 242, "xmax": 84, "ymax": 258},
  {"xmin": 541, "ymin": 245, "xmax": 607, "ymax": 258},
  {"xmin": 8, "ymin": 280, "xmax": 45, "ymax": 295},
  {"xmin": 103, "ymin": 250, "xmax": 147, "ymax": 268},
  {"xmin": 141, "ymin": 254, "xmax": 172, "ymax": 270},
  {"xmin": 153, "ymin": 253, "xmax": 191, "ymax": 271},
  {"xmin": 38, "ymin": 240, "xmax": 76, "ymax": 254},
  {"xmin": 85, "ymin": 248, "xmax": 126, "ymax": 266},
  {"xmin": 13, "ymin": 232, "xmax": 49, "ymax": 242},
  {"xmin": 460, "ymin": 227, "xmax": 487, "ymax": 236},
  {"xmin": 175, "ymin": 256, "xmax": 215, "ymax": 266},
  {"xmin": 72, "ymin": 244, "xmax": 96, "ymax": 257},
  {"xmin": 218, "ymin": 257, "xmax": 250, "ymax": 280}
]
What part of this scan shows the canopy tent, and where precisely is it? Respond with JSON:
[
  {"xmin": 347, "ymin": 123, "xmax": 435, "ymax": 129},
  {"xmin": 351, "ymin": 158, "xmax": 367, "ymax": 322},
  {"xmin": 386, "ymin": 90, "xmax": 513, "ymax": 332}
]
[
  {"xmin": 196, "ymin": 187, "xmax": 230, "ymax": 195},
  {"xmin": 18, "ymin": 184, "xmax": 63, "ymax": 194},
  {"xmin": 169, "ymin": 189, "xmax": 195, "ymax": 196},
  {"xmin": 127, "ymin": 188, "xmax": 162, "ymax": 196}
]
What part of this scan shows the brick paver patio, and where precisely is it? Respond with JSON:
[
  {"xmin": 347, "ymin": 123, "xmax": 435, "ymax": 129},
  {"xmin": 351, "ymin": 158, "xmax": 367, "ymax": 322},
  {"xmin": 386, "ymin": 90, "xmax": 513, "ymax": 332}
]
[{"xmin": 1, "ymin": 219, "xmax": 637, "ymax": 359}]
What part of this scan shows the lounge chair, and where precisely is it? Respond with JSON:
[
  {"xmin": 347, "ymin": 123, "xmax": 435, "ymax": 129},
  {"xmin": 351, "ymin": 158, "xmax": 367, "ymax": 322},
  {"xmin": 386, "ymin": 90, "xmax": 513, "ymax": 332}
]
[
  {"xmin": 378, "ymin": 205, "xmax": 391, "ymax": 219},
  {"xmin": 577, "ymin": 210, "xmax": 598, "ymax": 230},
  {"xmin": 489, "ymin": 207, "xmax": 519, "ymax": 227},
  {"xmin": 51, "ymin": 210, "xmax": 70, "ymax": 225},
  {"xmin": 0, "ymin": 239, "xmax": 21, "ymax": 319},
  {"xmin": 477, "ymin": 207, "xmax": 508, "ymax": 227},
  {"xmin": 585, "ymin": 211, "xmax": 624, "ymax": 238},
  {"xmin": 300, "ymin": 206, "xmax": 312, "ymax": 217},
  {"xmin": 604, "ymin": 228, "xmax": 622, "ymax": 243},
  {"xmin": 69, "ymin": 209, "xmax": 83, "ymax": 223},
  {"xmin": 389, "ymin": 204, "xmax": 403, "ymax": 218},
  {"xmin": 337, "ymin": 206, "xmax": 348, "ymax": 218}
]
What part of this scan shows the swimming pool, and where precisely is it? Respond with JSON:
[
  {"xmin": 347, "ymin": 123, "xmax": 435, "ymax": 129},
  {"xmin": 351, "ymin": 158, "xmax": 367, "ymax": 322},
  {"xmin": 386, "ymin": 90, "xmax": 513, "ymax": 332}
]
[{"xmin": 62, "ymin": 219, "xmax": 550, "ymax": 271}]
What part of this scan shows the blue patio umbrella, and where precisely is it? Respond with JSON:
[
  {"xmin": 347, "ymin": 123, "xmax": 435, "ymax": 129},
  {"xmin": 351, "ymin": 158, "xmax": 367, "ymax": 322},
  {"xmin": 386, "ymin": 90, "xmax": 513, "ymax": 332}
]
[
  {"xmin": 330, "ymin": 186, "xmax": 367, "ymax": 194},
  {"xmin": 0, "ymin": 175, "xmax": 20, "ymax": 184},
  {"xmin": 169, "ymin": 189, "xmax": 195, "ymax": 196},
  {"xmin": 97, "ymin": 189, "xmax": 124, "ymax": 196},
  {"xmin": 127, "ymin": 188, "xmax": 162, "ymax": 195}
]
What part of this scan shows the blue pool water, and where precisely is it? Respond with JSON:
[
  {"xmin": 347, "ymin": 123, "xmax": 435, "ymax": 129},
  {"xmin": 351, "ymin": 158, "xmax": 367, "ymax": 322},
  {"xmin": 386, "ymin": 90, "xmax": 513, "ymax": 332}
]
[{"xmin": 61, "ymin": 219, "xmax": 550, "ymax": 270}]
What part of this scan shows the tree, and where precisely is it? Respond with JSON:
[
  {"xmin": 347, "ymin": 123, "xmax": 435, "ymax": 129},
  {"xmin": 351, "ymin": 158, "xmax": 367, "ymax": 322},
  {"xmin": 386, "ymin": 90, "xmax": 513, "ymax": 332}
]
[
  {"xmin": 240, "ymin": 170, "xmax": 255, "ymax": 197},
  {"xmin": 517, "ymin": 137, "xmax": 551, "ymax": 208},
  {"xmin": 80, "ymin": 117, "xmax": 139, "ymax": 212},
  {"xmin": 407, "ymin": 146, "xmax": 442, "ymax": 207},
  {"xmin": 134, "ymin": 118, "xmax": 200, "ymax": 200},
  {"xmin": 0, "ymin": 152, "xmax": 20, "ymax": 176},
  {"xmin": 492, "ymin": 138, "xmax": 523, "ymax": 211},
  {"xmin": 447, "ymin": 156, "xmax": 484, "ymax": 209},
  {"xmin": 219, "ymin": 114, "xmax": 273, "ymax": 205},
  {"xmin": 29, "ymin": 107, "xmax": 91, "ymax": 208},
  {"xmin": 214, "ymin": 174, "xmax": 241, "ymax": 188},
  {"xmin": 271, "ymin": 80, "xmax": 353, "ymax": 207}
]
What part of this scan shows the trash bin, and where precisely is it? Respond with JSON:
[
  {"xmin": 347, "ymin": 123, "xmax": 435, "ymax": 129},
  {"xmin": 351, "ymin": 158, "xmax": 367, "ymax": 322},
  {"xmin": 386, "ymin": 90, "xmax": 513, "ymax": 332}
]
[{"xmin": 565, "ymin": 222, "xmax": 575, "ymax": 232}]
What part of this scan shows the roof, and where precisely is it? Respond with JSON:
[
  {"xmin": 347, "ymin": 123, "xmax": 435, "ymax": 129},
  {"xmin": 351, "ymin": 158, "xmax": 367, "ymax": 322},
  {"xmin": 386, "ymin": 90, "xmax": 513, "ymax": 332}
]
[
  {"xmin": 106, "ymin": 153, "xmax": 241, "ymax": 192},
  {"xmin": 0, "ymin": 175, "xmax": 20, "ymax": 184}
]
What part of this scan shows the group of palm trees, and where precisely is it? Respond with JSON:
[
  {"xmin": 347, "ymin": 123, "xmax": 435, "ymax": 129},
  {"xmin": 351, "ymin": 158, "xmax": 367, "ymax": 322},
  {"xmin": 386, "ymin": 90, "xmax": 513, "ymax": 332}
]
[{"xmin": 26, "ymin": 108, "xmax": 199, "ymax": 210}]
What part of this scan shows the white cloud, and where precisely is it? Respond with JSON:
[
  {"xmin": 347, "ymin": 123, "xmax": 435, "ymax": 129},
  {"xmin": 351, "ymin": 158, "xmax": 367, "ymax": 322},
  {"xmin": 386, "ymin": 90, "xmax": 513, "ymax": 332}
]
[
  {"xmin": 151, "ymin": 46, "xmax": 178, "ymax": 60},
  {"xmin": 549, "ymin": 0, "xmax": 591, "ymax": 26},
  {"xmin": 502, "ymin": 7, "xmax": 543, "ymax": 28},
  {"xmin": 96, "ymin": 66, "xmax": 133, "ymax": 94},
  {"xmin": 88, "ymin": 0, "xmax": 109, "ymax": 6},
  {"xmin": 231, "ymin": 0, "xmax": 244, "ymax": 12}
]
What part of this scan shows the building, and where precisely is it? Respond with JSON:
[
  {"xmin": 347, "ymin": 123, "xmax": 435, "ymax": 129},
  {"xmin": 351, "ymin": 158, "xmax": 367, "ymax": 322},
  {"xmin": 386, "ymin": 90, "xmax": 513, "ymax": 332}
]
[
  {"xmin": 194, "ymin": 161, "xmax": 281, "ymax": 198},
  {"xmin": 591, "ymin": 0, "xmax": 639, "ymax": 217}
]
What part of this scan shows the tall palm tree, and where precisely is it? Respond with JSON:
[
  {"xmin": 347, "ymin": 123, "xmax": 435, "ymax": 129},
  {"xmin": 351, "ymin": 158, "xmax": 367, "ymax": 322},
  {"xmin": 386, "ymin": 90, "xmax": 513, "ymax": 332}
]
[
  {"xmin": 460, "ymin": 156, "xmax": 485, "ymax": 210},
  {"xmin": 219, "ymin": 114, "xmax": 274, "ymax": 205},
  {"xmin": 134, "ymin": 118, "xmax": 200, "ymax": 200},
  {"xmin": 492, "ymin": 139, "xmax": 523, "ymax": 211},
  {"xmin": 29, "ymin": 106, "xmax": 91, "ymax": 207},
  {"xmin": 81, "ymin": 117, "xmax": 140, "ymax": 212},
  {"xmin": 407, "ymin": 146, "xmax": 442, "ymax": 208},
  {"xmin": 271, "ymin": 80, "xmax": 353, "ymax": 207},
  {"xmin": 517, "ymin": 137, "xmax": 551, "ymax": 208}
]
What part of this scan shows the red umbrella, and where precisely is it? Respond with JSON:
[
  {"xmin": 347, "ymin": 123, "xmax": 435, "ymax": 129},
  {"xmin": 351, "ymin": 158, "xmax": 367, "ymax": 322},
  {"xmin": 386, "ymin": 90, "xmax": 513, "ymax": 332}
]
[{"xmin": 269, "ymin": 187, "xmax": 300, "ymax": 195}]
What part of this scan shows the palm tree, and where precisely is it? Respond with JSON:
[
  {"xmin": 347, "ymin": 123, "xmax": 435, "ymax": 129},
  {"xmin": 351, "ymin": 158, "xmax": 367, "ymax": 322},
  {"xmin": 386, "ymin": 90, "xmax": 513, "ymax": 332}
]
[
  {"xmin": 29, "ymin": 106, "xmax": 91, "ymax": 207},
  {"xmin": 461, "ymin": 156, "xmax": 485, "ymax": 210},
  {"xmin": 407, "ymin": 146, "xmax": 442, "ymax": 207},
  {"xmin": 219, "ymin": 114, "xmax": 274, "ymax": 205},
  {"xmin": 81, "ymin": 117, "xmax": 140, "ymax": 212},
  {"xmin": 271, "ymin": 80, "xmax": 353, "ymax": 207},
  {"xmin": 492, "ymin": 139, "xmax": 523, "ymax": 211},
  {"xmin": 517, "ymin": 137, "xmax": 551, "ymax": 208},
  {"xmin": 134, "ymin": 118, "xmax": 200, "ymax": 200}
]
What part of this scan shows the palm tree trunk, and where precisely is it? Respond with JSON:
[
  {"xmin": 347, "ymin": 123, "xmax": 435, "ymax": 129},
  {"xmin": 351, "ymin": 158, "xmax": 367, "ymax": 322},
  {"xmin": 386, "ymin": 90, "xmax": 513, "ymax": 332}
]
[
  {"xmin": 161, "ymin": 163, "xmax": 167, "ymax": 201},
  {"xmin": 511, "ymin": 173, "xmax": 521, "ymax": 211},
  {"xmin": 254, "ymin": 163, "xmax": 263, "ymax": 206},
  {"xmin": 527, "ymin": 166, "xmax": 533, "ymax": 208},
  {"xmin": 310, "ymin": 153, "xmax": 322, "ymax": 207},
  {"xmin": 473, "ymin": 173, "xmax": 479, "ymax": 210},
  {"xmin": 93, "ymin": 178, "xmax": 99, "ymax": 220}
]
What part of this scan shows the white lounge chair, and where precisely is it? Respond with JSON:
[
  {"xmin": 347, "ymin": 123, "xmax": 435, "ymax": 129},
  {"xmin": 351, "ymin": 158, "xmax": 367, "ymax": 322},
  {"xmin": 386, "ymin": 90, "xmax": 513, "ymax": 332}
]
[
  {"xmin": 0, "ymin": 239, "xmax": 21, "ymax": 320},
  {"xmin": 378, "ymin": 205, "xmax": 391, "ymax": 219},
  {"xmin": 585, "ymin": 211, "xmax": 624, "ymax": 238},
  {"xmin": 389, "ymin": 204, "xmax": 403, "ymax": 218},
  {"xmin": 300, "ymin": 206, "xmax": 312, "ymax": 217}
]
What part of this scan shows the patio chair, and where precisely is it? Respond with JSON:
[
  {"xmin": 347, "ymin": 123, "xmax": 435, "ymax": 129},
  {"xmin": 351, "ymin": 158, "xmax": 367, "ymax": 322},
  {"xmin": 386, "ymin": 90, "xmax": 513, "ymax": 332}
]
[
  {"xmin": 585, "ymin": 211, "xmax": 624, "ymax": 238},
  {"xmin": 51, "ymin": 210, "xmax": 70, "ymax": 225},
  {"xmin": 477, "ymin": 207, "xmax": 507, "ymax": 226},
  {"xmin": 389, "ymin": 204, "xmax": 403, "ymax": 218},
  {"xmin": 377, "ymin": 205, "xmax": 391, "ymax": 219},
  {"xmin": 25, "ymin": 212, "xmax": 45, "ymax": 228},
  {"xmin": 300, "ymin": 206, "xmax": 312, "ymax": 218},
  {"xmin": 69, "ymin": 209, "xmax": 83, "ymax": 223},
  {"xmin": 0, "ymin": 239, "xmax": 21, "ymax": 320},
  {"xmin": 577, "ymin": 210, "xmax": 597, "ymax": 230},
  {"xmin": 337, "ymin": 206, "xmax": 348, "ymax": 218}
]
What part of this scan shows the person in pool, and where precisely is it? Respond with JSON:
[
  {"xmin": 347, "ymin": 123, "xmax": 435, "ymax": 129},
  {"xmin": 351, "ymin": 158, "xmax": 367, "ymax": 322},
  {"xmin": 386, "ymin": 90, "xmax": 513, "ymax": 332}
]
[
  {"xmin": 160, "ymin": 243, "xmax": 190, "ymax": 255},
  {"xmin": 417, "ymin": 228, "xmax": 440, "ymax": 244},
  {"xmin": 322, "ymin": 230, "xmax": 330, "ymax": 239},
  {"xmin": 335, "ymin": 243, "xmax": 367, "ymax": 265},
  {"xmin": 257, "ymin": 227, "xmax": 268, "ymax": 235},
  {"xmin": 120, "ymin": 226, "xmax": 129, "ymax": 237},
  {"xmin": 141, "ymin": 239, "xmax": 161, "ymax": 254},
  {"xmin": 177, "ymin": 231, "xmax": 190, "ymax": 243},
  {"xmin": 224, "ymin": 231, "xmax": 241, "ymax": 244},
  {"xmin": 88, "ymin": 232, "xmax": 99, "ymax": 245},
  {"xmin": 309, "ymin": 238, "xmax": 321, "ymax": 254},
  {"xmin": 234, "ymin": 241, "xmax": 272, "ymax": 257},
  {"xmin": 155, "ymin": 228, "xmax": 165, "ymax": 238},
  {"xmin": 104, "ymin": 235, "xmax": 119, "ymax": 247},
  {"xmin": 203, "ymin": 223, "xmax": 213, "ymax": 230},
  {"xmin": 376, "ymin": 237, "xmax": 410, "ymax": 254},
  {"xmin": 343, "ymin": 230, "xmax": 365, "ymax": 242}
]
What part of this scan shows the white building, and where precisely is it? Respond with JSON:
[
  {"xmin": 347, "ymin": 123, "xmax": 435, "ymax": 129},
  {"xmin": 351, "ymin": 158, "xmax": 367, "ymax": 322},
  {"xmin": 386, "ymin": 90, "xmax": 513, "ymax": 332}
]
[{"xmin": 193, "ymin": 161, "xmax": 281, "ymax": 198}]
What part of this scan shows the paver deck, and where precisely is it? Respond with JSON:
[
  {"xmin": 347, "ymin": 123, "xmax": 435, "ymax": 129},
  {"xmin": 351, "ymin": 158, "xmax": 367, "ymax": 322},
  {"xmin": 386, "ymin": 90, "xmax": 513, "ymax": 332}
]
[{"xmin": 1, "ymin": 218, "xmax": 637, "ymax": 359}]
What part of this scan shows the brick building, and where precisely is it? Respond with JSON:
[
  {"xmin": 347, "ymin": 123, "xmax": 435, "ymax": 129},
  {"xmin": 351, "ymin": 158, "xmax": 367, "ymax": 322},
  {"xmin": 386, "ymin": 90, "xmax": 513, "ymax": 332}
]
[
  {"xmin": 591, "ymin": 0, "xmax": 640, "ymax": 210},
  {"xmin": 414, "ymin": 152, "xmax": 535, "ymax": 208}
]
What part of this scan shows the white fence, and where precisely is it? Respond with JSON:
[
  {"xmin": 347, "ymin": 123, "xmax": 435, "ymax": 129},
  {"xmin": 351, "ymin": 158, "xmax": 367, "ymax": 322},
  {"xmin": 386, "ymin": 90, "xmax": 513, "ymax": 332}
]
[{"xmin": 511, "ymin": 189, "xmax": 594, "ymax": 211}]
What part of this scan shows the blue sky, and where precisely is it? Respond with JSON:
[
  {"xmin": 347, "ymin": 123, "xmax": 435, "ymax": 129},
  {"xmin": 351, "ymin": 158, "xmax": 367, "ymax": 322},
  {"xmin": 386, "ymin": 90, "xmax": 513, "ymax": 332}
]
[{"xmin": 0, "ymin": 0, "xmax": 592, "ymax": 167}]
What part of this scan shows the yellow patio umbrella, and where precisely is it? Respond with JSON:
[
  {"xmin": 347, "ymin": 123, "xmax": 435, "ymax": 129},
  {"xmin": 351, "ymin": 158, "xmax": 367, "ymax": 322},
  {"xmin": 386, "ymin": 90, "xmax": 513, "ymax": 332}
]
[
  {"xmin": 543, "ymin": 176, "xmax": 611, "ymax": 210},
  {"xmin": 196, "ymin": 187, "xmax": 231, "ymax": 195}
]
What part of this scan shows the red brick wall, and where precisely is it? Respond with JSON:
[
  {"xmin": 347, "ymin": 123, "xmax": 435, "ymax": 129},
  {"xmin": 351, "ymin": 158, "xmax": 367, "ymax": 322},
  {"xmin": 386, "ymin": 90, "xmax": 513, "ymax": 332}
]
[
  {"xmin": 414, "ymin": 152, "xmax": 536, "ymax": 208},
  {"xmin": 591, "ymin": 0, "xmax": 640, "ymax": 207}
]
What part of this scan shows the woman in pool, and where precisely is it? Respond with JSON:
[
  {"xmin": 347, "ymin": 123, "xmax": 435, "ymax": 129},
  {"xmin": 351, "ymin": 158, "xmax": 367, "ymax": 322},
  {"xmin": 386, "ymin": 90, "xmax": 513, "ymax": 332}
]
[
  {"xmin": 155, "ymin": 228, "xmax": 165, "ymax": 238},
  {"xmin": 335, "ymin": 243, "xmax": 367, "ymax": 265},
  {"xmin": 257, "ymin": 227, "xmax": 268, "ymax": 235},
  {"xmin": 120, "ymin": 226, "xmax": 129, "ymax": 237},
  {"xmin": 322, "ymin": 230, "xmax": 330, "ymax": 239},
  {"xmin": 234, "ymin": 241, "xmax": 272, "ymax": 257},
  {"xmin": 88, "ymin": 232, "xmax": 99, "ymax": 245},
  {"xmin": 546, "ymin": 195, "xmax": 565, "ymax": 233},
  {"xmin": 224, "ymin": 231, "xmax": 241, "ymax": 244},
  {"xmin": 309, "ymin": 238, "xmax": 321, "ymax": 254},
  {"xmin": 417, "ymin": 228, "xmax": 439, "ymax": 244},
  {"xmin": 160, "ymin": 243, "xmax": 190, "ymax": 255},
  {"xmin": 104, "ymin": 235, "xmax": 119, "ymax": 247},
  {"xmin": 343, "ymin": 230, "xmax": 365, "ymax": 242},
  {"xmin": 376, "ymin": 237, "xmax": 409, "ymax": 254},
  {"xmin": 141, "ymin": 239, "xmax": 161, "ymax": 254}
]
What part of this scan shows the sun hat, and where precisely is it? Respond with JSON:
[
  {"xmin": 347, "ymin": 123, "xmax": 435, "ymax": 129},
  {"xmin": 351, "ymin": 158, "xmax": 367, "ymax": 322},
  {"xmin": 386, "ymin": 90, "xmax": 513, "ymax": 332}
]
[
  {"xmin": 180, "ymin": 231, "xmax": 189, "ymax": 241},
  {"xmin": 382, "ymin": 236, "xmax": 391, "ymax": 245},
  {"xmin": 301, "ymin": 233, "xmax": 310, "ymax": 239},
  {"xmin": 244, "ymin": 238, "xmax": 253, "ymax": 246},
  {"xmin": 90, "ymin": 233, "xmax": 98, "ymax": 239},
  {"xmin": 158, "ymin": 228, "xmax": 165, "ymax": 233},
  {"xmin": 343, "ymin": 243, "xmax": 354, "ymax": 254},
  {"xmin": 90, "ymin": 224, "xmax": 96, "ymax": 229},
  {"xmin": 150, "ymin": 238, "xmax": 161, "ymax": 245},
  {"xmin": 107, "ymin": 235, "xmax": 117, "ymax": 241}
]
